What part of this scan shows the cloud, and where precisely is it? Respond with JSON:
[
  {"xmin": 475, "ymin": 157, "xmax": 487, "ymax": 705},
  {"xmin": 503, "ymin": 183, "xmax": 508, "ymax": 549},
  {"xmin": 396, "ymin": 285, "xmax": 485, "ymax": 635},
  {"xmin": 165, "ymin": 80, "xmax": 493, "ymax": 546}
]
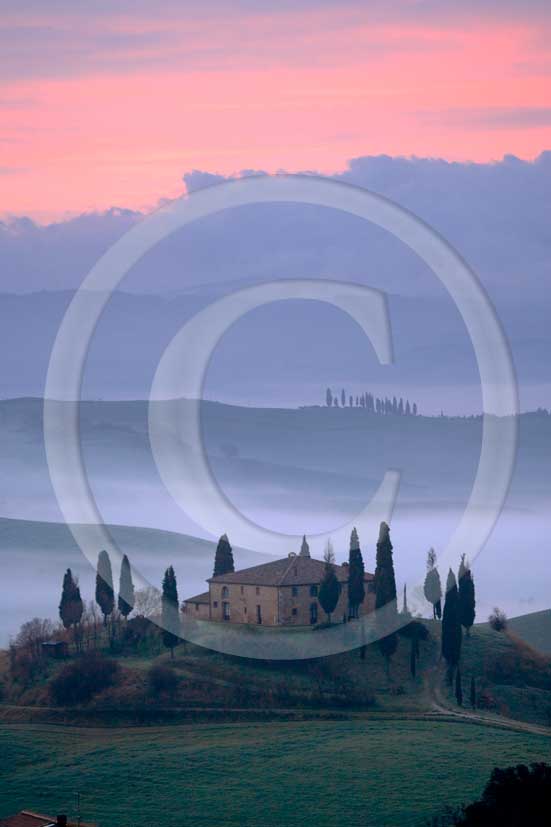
[
  {"xmin": 1, "ymin": 1, "xmax": 549, "ymax": 82},
  {"xmin": 1, "ymin": 151, "xmax": 550, "ymax": 301},
  {"xmin": 183, "ymin": 170, "xmax": 230, "ymax": 193},
  {"xmin": 0, "ymin": 150, "xmax": 550, "ymax": 408},
  {"xmin": 183, "ymin": 169, "xmax": 268, "ymax": 192},
  {"xmin": 418, "ymin": 107, "xmax": 551, "ymax": 130}
]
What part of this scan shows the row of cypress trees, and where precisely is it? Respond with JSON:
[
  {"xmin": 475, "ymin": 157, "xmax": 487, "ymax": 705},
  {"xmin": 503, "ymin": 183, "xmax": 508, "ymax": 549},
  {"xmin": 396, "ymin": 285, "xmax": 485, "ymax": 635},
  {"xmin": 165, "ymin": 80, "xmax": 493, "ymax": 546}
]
[
  {"xmin": 315, "ymin": 521, "xmax": 399, "ymax": 672},
  {"xmin": 59, "ymin": 552, "xmax": 136, "ymax": 634},
  {"xmin": 325, "ymin": 387, "xmax": 418, "ymax": 416},
  {"xmin": 59, "ymin": 553, "xmax": 182, "ymax": 658},
  {"xmin": 316, "ymin": 523, "xmax": 478, "ymax": 681},
  {"xmin": 424, "ymin": 549, "xmax": 477, "ymax": 638},
  {"xmin": 441, "ymin": 564, "xmax": 476, "ymax": 649}
]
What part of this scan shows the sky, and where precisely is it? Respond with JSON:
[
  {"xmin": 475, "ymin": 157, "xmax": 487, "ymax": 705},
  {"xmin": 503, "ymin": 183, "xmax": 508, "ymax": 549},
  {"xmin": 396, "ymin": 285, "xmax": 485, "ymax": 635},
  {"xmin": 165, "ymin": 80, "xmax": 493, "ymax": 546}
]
[{"xmin": 1, "ymin": 0, "xmax": 551, "ymax": 220}]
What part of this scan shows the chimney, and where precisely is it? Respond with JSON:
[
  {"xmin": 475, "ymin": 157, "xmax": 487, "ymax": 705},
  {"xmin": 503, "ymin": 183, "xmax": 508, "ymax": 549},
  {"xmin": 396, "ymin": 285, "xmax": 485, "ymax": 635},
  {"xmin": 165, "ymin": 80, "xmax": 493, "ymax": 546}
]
[{"xmin": 56, "ymin": 816, "xmax": 67, "ymax": 827}]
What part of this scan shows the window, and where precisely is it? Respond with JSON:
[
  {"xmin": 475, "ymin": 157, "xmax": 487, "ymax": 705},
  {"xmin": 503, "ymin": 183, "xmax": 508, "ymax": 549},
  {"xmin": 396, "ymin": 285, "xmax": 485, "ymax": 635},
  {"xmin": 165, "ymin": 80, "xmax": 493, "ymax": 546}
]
[
  {"xmin": 244, "ymin": 606, "xmax": 247, "ymax": 615},
  {"xmin": 256, "ymin": 604, "xmax": 262, "ymax": 624},
  {"xmin": 310, "ymin": 584, "xmax": 318, "ymax": 597},
  {"xmin": 213, "ymin": 601, "xmax": 218, "ymax": 608},
  {"xmin": 256, "ymin": 586, "xmax": 260, "ymax": 595},
  {"xmin": 292, "ymin": 607, "xmax": 298, "ymax": 616},
  {"xmin": 310, "ymin": 603, "xmax": 318, "ymax": 624},
  {"xmin": 223, "ymin": 601, "xmax": 230, "ymax": 621},
  {"xmin": 240, "ymin": 586, "xmax": 244, "ymax": 594},
  {"xmin": 221, "ymin": 586, "xmax": 229, "ymax": 598},
  {"xmin": 368, "ymin": 582, "xmax": 376, "ymax": 594},
  {"xmin": 195, "ymin": 603, "xmax": 199, "ymax": 611},
  {"xmin": 292, "ymin": 586, "xmax": 299, "ymax": 597}
]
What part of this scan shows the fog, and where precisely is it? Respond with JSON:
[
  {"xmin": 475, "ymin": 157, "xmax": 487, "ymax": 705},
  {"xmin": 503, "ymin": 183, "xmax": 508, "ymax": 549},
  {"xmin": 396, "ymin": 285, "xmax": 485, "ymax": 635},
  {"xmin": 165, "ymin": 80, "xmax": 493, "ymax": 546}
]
[{"xmin": 0, "ymin": 399, "xmax": 548, "ymax": 646}]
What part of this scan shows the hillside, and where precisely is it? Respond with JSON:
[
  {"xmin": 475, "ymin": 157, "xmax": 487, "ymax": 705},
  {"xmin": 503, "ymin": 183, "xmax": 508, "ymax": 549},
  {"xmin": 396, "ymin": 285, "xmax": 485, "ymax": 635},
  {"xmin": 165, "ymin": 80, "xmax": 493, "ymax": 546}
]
[
  {"xmin": 438, "ymin": 621, "xmax": 551, "ymax": 727},
  {"xmin": 507, "ymin": 610, "xmax": 551, "ymax": 655},
  {"xmin": 3, "ymin": 605, "xmax": 551, "ymax": 728}
]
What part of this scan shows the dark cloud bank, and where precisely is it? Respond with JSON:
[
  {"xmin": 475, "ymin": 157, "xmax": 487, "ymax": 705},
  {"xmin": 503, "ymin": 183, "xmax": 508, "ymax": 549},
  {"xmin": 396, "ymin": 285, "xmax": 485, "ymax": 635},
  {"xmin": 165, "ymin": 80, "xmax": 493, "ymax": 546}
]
[{"xmin": 0, "ymin": 153, "xmax": 550, "ymax": 410}]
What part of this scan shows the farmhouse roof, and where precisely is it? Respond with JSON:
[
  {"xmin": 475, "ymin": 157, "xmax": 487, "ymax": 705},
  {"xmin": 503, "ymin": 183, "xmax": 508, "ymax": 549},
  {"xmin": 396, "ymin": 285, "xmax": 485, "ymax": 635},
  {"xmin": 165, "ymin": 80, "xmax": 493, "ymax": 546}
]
[
  {"xmin": 0, "ymin": 814, "xmax": 56, "ymax": 827},
  {"xmin": 0, "ymin": 814, "xmax": 94, "ymax": 827},
  {"xmin": 183, "ymin": 591, "xmax": 210, "ymax": 604},
  {"xmin": 209, "ymin": 554, "xmax": 374, "ymax": 587}
]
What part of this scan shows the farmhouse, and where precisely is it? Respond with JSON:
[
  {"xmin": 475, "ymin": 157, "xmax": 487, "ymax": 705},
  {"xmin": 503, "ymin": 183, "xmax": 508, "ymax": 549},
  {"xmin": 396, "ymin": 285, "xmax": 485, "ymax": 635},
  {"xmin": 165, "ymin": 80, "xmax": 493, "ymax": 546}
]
[{"xmin": 183, "ymin": 536, "xmax": 376, "ymax": 626}]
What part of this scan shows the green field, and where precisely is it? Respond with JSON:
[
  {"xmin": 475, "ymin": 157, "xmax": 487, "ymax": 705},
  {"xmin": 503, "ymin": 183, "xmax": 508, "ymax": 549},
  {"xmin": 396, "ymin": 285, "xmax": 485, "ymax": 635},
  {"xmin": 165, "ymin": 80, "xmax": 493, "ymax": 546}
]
[{"xmin": 1, "ymin": 720, "xmax": 550, "ymax": 827}]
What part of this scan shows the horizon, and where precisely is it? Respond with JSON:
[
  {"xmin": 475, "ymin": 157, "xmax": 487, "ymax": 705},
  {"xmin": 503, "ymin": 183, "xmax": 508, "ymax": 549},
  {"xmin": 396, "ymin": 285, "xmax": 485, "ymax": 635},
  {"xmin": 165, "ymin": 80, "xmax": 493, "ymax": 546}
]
[{"xmin": 2, "ymin": 393, "xmax": 551, "ymax": 418}]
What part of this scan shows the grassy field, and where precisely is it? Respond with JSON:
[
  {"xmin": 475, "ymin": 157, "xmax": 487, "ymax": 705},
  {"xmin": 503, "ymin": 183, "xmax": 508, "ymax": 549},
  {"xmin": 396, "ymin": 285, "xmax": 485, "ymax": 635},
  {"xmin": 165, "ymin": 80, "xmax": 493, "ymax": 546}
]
[{"xmin": 1, "ymin": 720, "xmax": 550, "ymax": 827}]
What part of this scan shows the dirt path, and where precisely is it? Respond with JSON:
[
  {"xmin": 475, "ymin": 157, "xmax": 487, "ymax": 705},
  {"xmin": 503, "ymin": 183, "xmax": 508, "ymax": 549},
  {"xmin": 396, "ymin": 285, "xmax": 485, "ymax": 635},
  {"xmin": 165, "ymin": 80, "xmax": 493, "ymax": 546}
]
[{"xmin": 424, "ymin": 662, "xmax": 551, "ymax": 738}]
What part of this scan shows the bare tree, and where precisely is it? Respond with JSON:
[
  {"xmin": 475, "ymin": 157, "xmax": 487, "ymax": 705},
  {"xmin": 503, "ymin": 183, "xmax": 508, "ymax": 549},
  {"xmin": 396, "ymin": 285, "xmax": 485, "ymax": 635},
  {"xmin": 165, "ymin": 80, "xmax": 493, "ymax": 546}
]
[
  {"xmin": 16, "ymin": 618, "xmax": 54, "ymax": 659},
  {"xmin": 134, "ymin": 586, "xmax": 162, "ymax": 618}
]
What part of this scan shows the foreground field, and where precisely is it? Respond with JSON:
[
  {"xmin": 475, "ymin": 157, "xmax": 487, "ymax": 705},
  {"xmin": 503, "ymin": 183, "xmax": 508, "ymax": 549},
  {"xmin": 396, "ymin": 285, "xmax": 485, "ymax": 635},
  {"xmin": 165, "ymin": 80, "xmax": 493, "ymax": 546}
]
[{"xmin": 1, "ymin": 720, "xmax": 550, "ymax": 827}]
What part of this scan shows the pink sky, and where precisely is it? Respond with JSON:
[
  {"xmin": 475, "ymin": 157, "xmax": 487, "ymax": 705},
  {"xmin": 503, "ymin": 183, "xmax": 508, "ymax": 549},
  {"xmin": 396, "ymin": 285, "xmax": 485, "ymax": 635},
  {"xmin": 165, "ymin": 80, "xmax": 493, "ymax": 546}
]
[{"xmin": 1, "ymin": 2, "xmax": 550, "ymax": 220}]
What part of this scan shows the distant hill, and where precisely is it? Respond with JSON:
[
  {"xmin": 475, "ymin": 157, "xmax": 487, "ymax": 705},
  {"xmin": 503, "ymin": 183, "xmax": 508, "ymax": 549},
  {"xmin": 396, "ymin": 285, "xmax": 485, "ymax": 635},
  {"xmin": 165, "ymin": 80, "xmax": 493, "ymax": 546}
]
[{"xmin": 1, "ymin": 397, "xmax": 549, "ymax": 514}]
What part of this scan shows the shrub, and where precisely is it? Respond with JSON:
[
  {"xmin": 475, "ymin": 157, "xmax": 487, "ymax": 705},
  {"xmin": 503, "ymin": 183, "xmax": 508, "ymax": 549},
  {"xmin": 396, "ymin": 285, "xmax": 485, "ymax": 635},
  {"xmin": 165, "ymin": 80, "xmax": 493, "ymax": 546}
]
[
  {"xmin": 50, "ymin": 653, "xmax": 120, "ymax": 705},
  {"xmin": 489, "ymin": 607, "xmax": 508, "ymax": 632},
  {"xmin": 429, "ymin": 762, "xmax": 551, "ymax": 826},
  {"xmin": 9, "ymin": 647, "xmax": 46, "ymax": 686},
  {"xmin": 147, "ymin": 664, "xmax": 180, "ymax": 699}
]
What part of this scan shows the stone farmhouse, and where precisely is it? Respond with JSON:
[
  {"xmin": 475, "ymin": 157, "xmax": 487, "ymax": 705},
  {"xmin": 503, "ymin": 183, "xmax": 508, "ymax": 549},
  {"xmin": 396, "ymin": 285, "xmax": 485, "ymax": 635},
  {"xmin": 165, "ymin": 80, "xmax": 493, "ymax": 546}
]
[{"xmin": 183, "ymin": 536, "xmax": 376, "ymax": 626}]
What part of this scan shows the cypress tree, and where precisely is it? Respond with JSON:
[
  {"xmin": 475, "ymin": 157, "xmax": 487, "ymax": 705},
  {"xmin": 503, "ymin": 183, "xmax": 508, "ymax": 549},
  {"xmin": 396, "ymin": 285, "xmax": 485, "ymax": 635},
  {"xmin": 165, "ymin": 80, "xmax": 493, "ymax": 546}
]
[
  {"xmin": 118, "ymin": 553, "xmax": 135, "ymax": 620},
  {"xmin": 442, "ymin": 569, "xmax": 462, "ymax": 672},
  {"xmin": 326, "ymin": 387, "xmax": 332, "ymax": 407},
  {"xmin": 341, "ymin": 388, "xmax": 346, "ymax": 407},
  {"xmin": 374, "ymin": 522, "xmax": 398, "ymax": 674},
  {"xmin": 458, "ymin": 554, "xmax": 476, "ymax": 636},
  {"xmin": 318, "ymin": 542, "xmax": 340, "ymax": 623},
  {"xmin": 213, "ymin": 534, "xmax": 235, "ymax": 577},
  {"xmin": 470, "ymin": 675, "xmax": 477, "ymax": 709},
  {"xmin": 347, "ymin": 527, "xmax": 365, "ymax": 619},
  {"xmin": 59, "ymin": 568, "xmax": 84, "ymax": 632},
  {"xmin": 95, "ymin": 549, "xmax": 115, "ymax": 626},
  {"xmin": 402, "ymin": 583, "xmax": 411, "ymax": 618},
  {"xmin": 161, "ymin": 565, "xmax": 180, "ymax": 658},
  {"xmin": 455, "ymin": 668, "xmax": 463, "ymax": 706},
  {"xmin": 424, "ymin": 547, "xmax": 442, "ymax": 620}
]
